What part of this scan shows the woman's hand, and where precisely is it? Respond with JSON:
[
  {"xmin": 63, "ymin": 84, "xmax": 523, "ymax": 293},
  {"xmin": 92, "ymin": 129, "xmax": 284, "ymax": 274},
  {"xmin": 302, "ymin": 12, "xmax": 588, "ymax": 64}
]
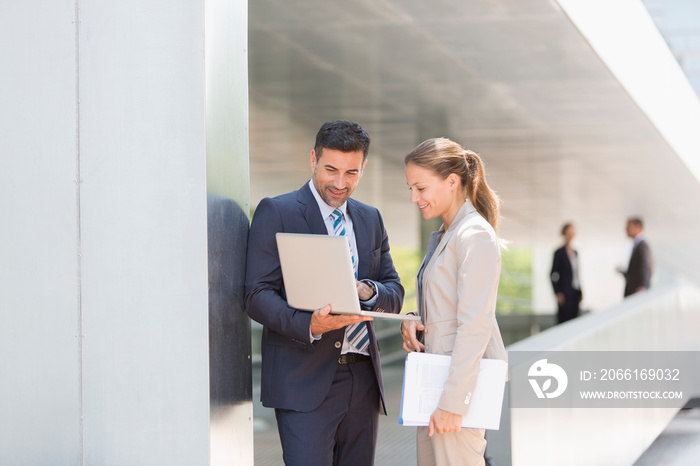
[
  {"xmin": 429, "ymin": 408, "xmax": 462, "ymax": 437},
  {"xmin": 556, "ymin": 292, "xmax": 565, "ymax": 306},
  {"xmin": 401, "ymin": 317, "xmax": 425, "ymax": 353}
]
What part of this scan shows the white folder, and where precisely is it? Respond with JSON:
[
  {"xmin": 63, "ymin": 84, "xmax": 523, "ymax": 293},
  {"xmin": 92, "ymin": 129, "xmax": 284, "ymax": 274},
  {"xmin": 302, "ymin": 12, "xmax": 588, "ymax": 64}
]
[{"xmin": 399, "ymin": 352, "xmax": 507, "ymax": 430}]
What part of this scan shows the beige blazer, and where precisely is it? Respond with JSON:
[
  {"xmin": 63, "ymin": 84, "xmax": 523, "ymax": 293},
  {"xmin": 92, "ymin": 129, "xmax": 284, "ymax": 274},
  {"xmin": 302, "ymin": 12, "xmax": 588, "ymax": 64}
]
[{"xmin": 417, "ymin": 200, "xmax": 507, "ymax": 416}]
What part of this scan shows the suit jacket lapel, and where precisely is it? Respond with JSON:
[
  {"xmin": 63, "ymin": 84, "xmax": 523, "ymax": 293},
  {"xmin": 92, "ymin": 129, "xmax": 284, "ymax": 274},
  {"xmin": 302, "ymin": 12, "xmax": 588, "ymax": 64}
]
[
  {"xmin": 416, "ymin": 229, "xmax": 442, "ymax": 320},
  {"xmin": 419, "ymin": 200, "xmax": 479, "ymax": 318},
  {"xmin": 347, "ymin": 199, "xmax": 369, "ymax": 279},
  {"xmin": 297, "ymin": 183, "xmax": 328, "ymax": 235},
  {"xmin": 424, "ymin": 202, "xmax": 475, "ymax": 273}
]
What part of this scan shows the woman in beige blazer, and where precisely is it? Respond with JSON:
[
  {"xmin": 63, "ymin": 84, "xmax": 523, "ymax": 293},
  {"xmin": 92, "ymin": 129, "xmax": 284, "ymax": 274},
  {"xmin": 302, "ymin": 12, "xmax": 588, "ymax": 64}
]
[{"xmin": 402, "ymin": 138, "xmax": 507, "ymax": 466}]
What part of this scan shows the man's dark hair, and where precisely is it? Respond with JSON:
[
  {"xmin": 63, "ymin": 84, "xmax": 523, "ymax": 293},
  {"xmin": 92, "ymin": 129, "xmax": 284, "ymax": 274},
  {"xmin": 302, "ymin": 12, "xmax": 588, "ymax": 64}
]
[
  {"xmin": 628, "ymin": 217, "xmax": 644, "ymax": 229},
  {"xmin": 314, "ymin": 120, "xmax": 370, "ymax": 160}
]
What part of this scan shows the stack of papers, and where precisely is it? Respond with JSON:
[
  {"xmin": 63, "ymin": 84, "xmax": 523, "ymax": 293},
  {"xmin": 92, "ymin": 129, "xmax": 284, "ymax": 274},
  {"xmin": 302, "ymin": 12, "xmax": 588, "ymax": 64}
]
[{"xmin": 399, "ymin": 352, "xmax": 507, "ymax": 430}]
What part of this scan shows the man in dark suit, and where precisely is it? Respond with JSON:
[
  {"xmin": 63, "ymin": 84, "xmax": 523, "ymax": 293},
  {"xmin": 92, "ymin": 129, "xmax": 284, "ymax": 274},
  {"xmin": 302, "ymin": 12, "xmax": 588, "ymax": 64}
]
[
  {"xmin": 245, "ymin": 120, "xmax": 404, "ymax": 465},
  {"xmin": 550, "ymin": 223, "xmax": 582, "ymax": 324},
  {"xmin": 621, "ymin": 217, "xmax": 653, "ymax": 297}
]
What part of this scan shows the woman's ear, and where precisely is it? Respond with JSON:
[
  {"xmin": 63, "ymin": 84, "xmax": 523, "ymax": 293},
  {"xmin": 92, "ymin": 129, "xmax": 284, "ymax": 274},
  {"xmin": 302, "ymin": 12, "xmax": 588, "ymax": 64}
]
[{"xmin": 447, "ymin": 173, "xmax": 460, "ymax": 190}]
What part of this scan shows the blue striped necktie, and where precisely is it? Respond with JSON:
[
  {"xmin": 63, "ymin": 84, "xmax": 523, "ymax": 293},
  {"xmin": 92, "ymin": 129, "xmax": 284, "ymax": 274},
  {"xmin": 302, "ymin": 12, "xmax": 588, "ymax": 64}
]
[{"xmin": 331, "ymin": 209, "xmax": 369, "ymax": 353}]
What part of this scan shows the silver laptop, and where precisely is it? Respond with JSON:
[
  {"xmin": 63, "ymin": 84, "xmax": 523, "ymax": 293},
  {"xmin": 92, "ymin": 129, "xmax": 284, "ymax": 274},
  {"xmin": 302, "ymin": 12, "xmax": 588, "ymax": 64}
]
[{"xmin": 276, "ymin": 233, "xmax": 421, "ymax": 321}]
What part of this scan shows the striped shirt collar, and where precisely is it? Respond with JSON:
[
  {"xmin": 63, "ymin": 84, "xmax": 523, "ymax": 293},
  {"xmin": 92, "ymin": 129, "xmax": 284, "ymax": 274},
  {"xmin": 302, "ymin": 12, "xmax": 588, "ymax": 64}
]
[{"xmin": 308, "ymin": 179, "xmax": 348, "ymax": 221}]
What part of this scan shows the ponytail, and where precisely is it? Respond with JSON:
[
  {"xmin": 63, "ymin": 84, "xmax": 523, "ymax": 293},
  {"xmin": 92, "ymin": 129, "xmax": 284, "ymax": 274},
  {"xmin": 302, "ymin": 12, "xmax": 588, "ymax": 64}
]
[{"xmin": 462, "ymin": 150, "xmax": 500, "ymax": 232}]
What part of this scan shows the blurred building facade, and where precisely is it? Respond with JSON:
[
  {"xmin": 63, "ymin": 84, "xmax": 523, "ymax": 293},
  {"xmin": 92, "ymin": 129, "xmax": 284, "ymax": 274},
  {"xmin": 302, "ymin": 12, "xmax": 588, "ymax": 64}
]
[
  {"xmin": 642, "ymin": 0, "xmax": 700, "ymax": 95},
  {"xmin": 248, "ymin": 0, "xmax": 700, "ymax": 318}
]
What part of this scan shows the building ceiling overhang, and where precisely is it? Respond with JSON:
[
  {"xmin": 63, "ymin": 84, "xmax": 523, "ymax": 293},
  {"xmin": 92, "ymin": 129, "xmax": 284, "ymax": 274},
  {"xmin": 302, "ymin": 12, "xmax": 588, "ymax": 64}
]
[{"xmin": 248, "ymin": 0, "xmax": 700, "ymax": 279}]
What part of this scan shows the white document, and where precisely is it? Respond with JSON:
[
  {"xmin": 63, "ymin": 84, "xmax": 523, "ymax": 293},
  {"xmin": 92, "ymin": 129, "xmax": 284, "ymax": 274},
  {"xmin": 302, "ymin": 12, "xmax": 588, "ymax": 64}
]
[{"xmin": 399, "ymin": 352, "xmax": 507, "ymax": 430}]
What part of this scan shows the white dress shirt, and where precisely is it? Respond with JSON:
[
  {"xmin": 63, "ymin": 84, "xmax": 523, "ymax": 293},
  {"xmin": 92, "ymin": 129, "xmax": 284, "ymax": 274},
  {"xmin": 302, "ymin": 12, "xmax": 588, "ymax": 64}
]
[
  {"xmin": 307, "ymin": 180, "xmax": 377, "ymax": 354},
  {"xmin": 566, "ymin": 247, "xmax": 580, "ymax": 291}
]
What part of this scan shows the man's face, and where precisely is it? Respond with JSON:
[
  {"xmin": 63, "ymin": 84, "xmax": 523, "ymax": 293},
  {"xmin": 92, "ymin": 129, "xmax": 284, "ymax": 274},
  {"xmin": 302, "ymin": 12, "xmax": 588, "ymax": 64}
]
[
  {"xmin": 626, "ymin": 221, "xmax": 640, "ymax": 238},
  {"xmin": 311, "ymin": 148, "xmax": 367, "ymax": 208}
]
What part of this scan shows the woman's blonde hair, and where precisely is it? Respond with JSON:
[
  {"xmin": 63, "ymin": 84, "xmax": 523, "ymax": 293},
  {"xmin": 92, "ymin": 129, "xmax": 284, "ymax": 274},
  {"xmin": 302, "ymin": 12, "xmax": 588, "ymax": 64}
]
[{"xmin": 405, "ymin": 137, "xmax": 501, "ymax": 232}]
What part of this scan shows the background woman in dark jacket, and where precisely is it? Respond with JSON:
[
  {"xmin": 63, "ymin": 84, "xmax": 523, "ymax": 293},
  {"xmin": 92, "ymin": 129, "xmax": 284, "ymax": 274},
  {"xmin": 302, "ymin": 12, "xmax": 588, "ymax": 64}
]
[{"xmin": 551, "ymin": 223, "xmax": 582, "ymax": 324}]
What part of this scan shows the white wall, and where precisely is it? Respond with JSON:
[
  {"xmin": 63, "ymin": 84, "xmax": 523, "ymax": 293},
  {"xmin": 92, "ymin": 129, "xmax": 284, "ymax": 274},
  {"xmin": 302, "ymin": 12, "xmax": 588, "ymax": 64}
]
[
  {"xmin": 0, "ymin": 1, "xmax": 250, "ymax": 464},
  {"xmin": 0, "ymin": 2, "xmax": 82, "ymax": 463}
]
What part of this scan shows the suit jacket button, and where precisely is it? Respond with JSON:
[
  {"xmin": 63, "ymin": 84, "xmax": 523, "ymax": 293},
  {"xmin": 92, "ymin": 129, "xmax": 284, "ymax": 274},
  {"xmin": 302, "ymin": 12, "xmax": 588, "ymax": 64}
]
[
  {"xmin": 334, "ymin": 341, "xmax": 341, "ymax": 349},
  {"xmin": 464, "ymin": 392, "xmax": 472, "ymax": 405}
]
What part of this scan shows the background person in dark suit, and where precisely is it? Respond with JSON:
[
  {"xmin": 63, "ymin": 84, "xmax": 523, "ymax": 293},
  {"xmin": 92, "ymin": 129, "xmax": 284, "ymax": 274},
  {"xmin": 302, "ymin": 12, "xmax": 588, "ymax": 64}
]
[
  {"xmin": 619, "ymin": 217, "xmax": 653, "ymax": 297},
  {"xmin": 550, "ymin": 223, "xmax": 582, "ymax": 324},
  {"xmin": 245, "ymin": 120, "xmax": 404, "ymax": 466}
]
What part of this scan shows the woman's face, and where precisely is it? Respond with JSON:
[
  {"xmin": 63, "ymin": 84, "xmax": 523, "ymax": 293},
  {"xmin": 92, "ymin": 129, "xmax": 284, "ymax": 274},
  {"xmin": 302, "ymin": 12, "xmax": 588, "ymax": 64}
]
[
  {"xmin": 405, "ymin": 162, "xmax": 457, "ymax": 221},
  {"xmin": 564, "ymin": 225, "xmax": 576, "ymax": 243}
]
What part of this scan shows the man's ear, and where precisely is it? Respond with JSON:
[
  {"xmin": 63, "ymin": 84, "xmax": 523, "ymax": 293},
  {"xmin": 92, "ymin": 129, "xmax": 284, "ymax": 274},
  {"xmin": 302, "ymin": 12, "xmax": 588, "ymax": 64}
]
[
  {"xmin": 360, "ymin": 158, "xmax": 368, "ymax": 177},
  {"xmin": 310, "ymin": 150, "xmax": 317, "ymax": 171}
]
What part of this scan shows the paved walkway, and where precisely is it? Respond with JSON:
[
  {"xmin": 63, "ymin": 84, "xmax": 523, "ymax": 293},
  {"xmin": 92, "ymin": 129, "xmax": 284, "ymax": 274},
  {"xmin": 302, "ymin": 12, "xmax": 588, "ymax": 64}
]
[
  {"xmin": 633, "ymin": 407, "xmax": 700, "ymax": 466},
  {"xmin": 253, "ymin": 363, "xmax": 415, "ymax": 465}
]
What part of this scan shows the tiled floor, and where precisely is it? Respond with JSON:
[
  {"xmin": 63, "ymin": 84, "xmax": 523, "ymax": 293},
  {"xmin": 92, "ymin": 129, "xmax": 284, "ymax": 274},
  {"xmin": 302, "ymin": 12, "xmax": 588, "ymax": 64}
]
[
  {"xmin": 633, "ymin": 408, "xmax": 700, "ymax": 466},
  {"xmin": 253, "ymin": 364, "xmax": 416, "ymax": 466}
]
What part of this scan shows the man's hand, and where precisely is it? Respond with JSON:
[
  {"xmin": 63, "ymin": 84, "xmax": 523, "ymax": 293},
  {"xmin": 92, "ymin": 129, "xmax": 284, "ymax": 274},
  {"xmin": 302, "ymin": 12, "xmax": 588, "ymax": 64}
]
[
  {"xmin": 429, "ymin": 408, "xmax": 462, "ymax": 437},
  {"xmin": 401, "ymin": 317, "xmax": 425, "ymax": 353},
  {"xmin": 310, "ymin": 304, "xmax": 373, "ymax": 336},
  {"xmin": 356, "ymin": 280, "xmax": 375, "ymax": 301}
]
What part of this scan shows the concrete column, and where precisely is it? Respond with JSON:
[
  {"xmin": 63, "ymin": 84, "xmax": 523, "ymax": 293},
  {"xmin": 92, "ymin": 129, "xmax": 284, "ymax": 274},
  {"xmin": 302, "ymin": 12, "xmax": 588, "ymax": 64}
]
[{"xmin": 0, "ymin": 1, "xmax": 251, "ymax": 464}]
